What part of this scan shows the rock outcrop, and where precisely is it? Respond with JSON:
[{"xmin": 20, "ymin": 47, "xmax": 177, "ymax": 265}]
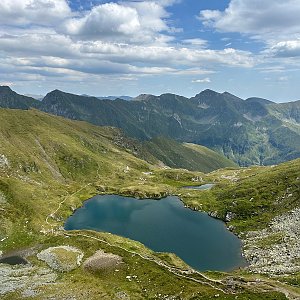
[
  {"xmin": 37, "ymin": 246, "xmax": 83, "ymax": 272},
  {"xmin": 83, "ymin": 250, "xmax": 122, "ymax": 272}
]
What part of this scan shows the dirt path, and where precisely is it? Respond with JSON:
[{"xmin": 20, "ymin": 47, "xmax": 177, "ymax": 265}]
[
  {"xmin": 44, "ymin": 183, "xmax": 92, "ymax": 229},
  {"xmin": 62, "ymin": 231, "xmax": 228, "ymax": 293},
  {"xmin": 41, "ymin": 164, "xmax": 300, "ymax": 299}
]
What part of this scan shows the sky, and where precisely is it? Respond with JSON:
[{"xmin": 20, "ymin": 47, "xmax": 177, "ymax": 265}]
[{"xmin": 0, "ymin": 0, "xmax": 300, "ymax": 101}]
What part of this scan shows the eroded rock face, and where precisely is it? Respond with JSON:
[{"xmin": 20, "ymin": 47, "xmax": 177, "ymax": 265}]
[
  {"xmin": 37, "ymin": 246, "xmax": 83, "ymax": 272},
  {"xmin": 83, "ymin": 250, "xmax": 122, "ymax": 272},
  {"xmin": 243, "ymin": 208, "xmax": 300, "ymax": 275}
]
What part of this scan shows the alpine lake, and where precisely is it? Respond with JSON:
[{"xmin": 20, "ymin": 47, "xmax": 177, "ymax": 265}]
[{"xmin": 65, "ymin": 188, "xmax": 247, "ymax": 272}]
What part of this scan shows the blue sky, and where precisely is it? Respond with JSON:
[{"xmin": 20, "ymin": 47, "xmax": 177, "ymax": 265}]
[{"xmin": 0, "ymin": 0, "xmax": 300, "ymax": 101}]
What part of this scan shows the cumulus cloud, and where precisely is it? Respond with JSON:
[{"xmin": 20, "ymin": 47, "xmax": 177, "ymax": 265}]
[
  {"xmin": 0, "ymin": 0, "xmax": 257, "ymax": 89},
  {"xmin": 0, "ymin": 0, "xmax": 71, "ymax": 26},
  {"xmin": 62, "ymin": 3, "xmax": 141, "ymax": 40},
  {"xmin": 199, "ymin": 0, "xmax": 300, "ymax": 61},
  {"xmin": 61, "ymin": 1, "xmax": 172, "ymax": 44},
  {"xmin": 266, "ymin": 40, "xmax": 300, "ymax": 58},
  {"xmin": 199, "ymin": 0, "xmax": 300, "ymax": 39}
]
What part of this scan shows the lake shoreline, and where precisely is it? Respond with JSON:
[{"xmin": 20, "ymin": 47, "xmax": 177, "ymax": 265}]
[{"xmin": 65, "ymin": 194, "xmax": 247, "ymax": 272}]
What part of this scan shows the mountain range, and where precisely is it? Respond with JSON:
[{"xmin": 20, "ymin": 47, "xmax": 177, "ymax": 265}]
[{"xmin": 1, "ymin": 85, "xmax": 300, "ymax": 166}]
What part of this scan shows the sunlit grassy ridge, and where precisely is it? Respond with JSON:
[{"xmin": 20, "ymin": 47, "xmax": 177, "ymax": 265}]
[{"xmin": 142, "ymin": 137, "xmax": 237, "ymax": 172}]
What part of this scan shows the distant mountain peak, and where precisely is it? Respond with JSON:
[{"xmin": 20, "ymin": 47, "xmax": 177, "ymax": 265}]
[
  {"xmin": 0, "ymin": 86, "xmax": 37, "ymax": 109},
  {"xmin": 51, "ymin": 89, "xmax": 64, "ymax": 94},
  {"xmin": 191, "ymin": 89, "xmax": 222, "ymax": 102},
  {"xmin": 222, "ymin": 91, "xmax": 235, "ymax": 97},
  {"xmin": 0, "ymin": 85, "xmax": 13, "ymax": 93},
  {"xmin": 200, "ymin": 89, "xmax": 220, "ymax": 96},
  {"xmin": 222, "ymin": 91, "xmax": 243, "ymax": 102}
]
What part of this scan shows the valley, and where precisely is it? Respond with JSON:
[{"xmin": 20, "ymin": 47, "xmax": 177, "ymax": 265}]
[
  {"xmin": 1, "ymin": 0, "xmax": 300, "ymax": 299},
  {"xmin": 0, "ymin": 108, "xmax": 299, "ymax": 299}
]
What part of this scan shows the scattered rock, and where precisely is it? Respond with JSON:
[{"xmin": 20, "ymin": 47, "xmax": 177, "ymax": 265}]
[
  {"xmin": 243, "ymin": 208, "xmax": 300, "ymax": 275},
  {"xmin": 225, "ymin": 211, "xmax": 236, "ymax": 222},
  {"xmin": 208, "ymin": 211, "xmax": 218, "ymax": 218},
  {"xmin": 116, "ymin": 291, "xmax": 130, "ymax": 299},
  {"xmin": 0, "ymin": 154, "xmax": 9, "ymax": 168},
  {"xmin": 0, "ymin": 264, "xmax": 57, "ymax": 296},
  {"xmin": 0, "ymin": 191, "xmax": 6, "ymax": 204},
  {"xmin": 83, "ymin": 250, "xmax": 122, "ymax": 272},
  {"xmin": 37, "ymin": 246, "xmax": 83, "ymax": 272}
]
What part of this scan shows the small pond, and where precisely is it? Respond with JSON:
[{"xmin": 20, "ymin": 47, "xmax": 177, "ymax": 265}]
[
  {"xmin": 0, "ymin": 256, "xmax": 28, "ymax": 265},
  {"xmin": 64, "ymin": 195, "xmax": 247, "ymax": 271}
]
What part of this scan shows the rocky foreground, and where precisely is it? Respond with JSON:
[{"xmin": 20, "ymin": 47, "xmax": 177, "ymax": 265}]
[{"xmin": 243, "ymin": 208, "xmax": 300, "ymax": 275}]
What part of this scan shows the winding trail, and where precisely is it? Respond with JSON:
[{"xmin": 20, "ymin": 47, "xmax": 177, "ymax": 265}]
[
  {"xmin": 41, "ymin": 167, "xmax": 300, "ymax": 299},
  {"xmin": 45, "ymin": 183, "xmax": 92, "ymax": 227},
  {"xmin": 63, "ymin": 231, "xmax": 228, "ymax": 293}
]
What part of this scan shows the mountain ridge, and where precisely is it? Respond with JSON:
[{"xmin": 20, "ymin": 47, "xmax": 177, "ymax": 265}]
[{"xmin": 1, "ymin": 86, "xmax": 300, "ymax": 166}]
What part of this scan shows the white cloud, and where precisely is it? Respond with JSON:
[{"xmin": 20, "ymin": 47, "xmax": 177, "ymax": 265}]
[
  {"xmin": 183, "ymin": 38, "xmax": 208, "ymax": 48},
  {"xmin": 199, "ymin": 0, "xmax": 300, "ymax": 63},
  {"xmin": 199, "ymin": 0, "xmax": 300, "ymax": 40},
  {"xmin": 61, "ymin": 1, "xmax": 172, "ymax": 44},
  {"xmin": 125, "ymin": 0, "xmax": 181, "ymax": 7},
  {"xmin": 0, "ymin": 0, "xmax": 257, "ymax": 90},
  {"xmin": 62, "ymin": 3, "xmax": 141, "ymax": 40},
  {"xmin": 0, "ymin": 0, "xmax": 71, "ymax": 26},
  {"xmin": 0, "ymin": 30, "xmax": 255, "ymax": 71},
  {"xmin": 266, "ymin": 40, "xmax": 300, "ymax": 57},
  {"xmin": 192, "ymin": 78, "xmax": 211, "ymax": 83},
  {"xmin": 79, "ymin": 42, "xmax": 255, "ymax": 67},
  {"xmin": 0, "ymin": 33, "xmax": 77, "ymax": 57}
]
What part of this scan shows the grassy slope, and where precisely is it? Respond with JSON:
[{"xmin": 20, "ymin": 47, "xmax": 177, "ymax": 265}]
[
  {"xmin": 179, "ymin": 159, "xmax": 300, "ymax": 232},
  {"xmin": 142, "ymin": 137, "xmax": 237, "ymax": 173},
  {"xmin": 0, "ymin": 108, "xmax": 296, "ymax": 299}
]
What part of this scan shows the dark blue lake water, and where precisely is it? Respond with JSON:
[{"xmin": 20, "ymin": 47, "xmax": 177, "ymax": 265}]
[{"xmin": 64, "ymin": 195, "xmax": 247, "ymax": 271}]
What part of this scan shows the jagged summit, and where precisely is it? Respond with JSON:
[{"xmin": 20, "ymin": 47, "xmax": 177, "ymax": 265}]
[
  {"xmin": 194, "ymin": 89, "xmax": 220, "ymax": 98},
  {"xmin": 0, "ymin": 86, "xmax": 37, "ymax": 109},
  {"xmin": 44, "ymin": 89, "xmax": 65, "ymax": 97}
]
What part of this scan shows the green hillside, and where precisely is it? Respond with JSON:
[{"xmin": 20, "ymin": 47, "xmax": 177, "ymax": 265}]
[
  {"xmin": 0, "ymin": 108, "xmax": 297, "ymax": 299},
  {"xmin": 143, "ymin": 137, "xmax": 237, "ymax": 172}
]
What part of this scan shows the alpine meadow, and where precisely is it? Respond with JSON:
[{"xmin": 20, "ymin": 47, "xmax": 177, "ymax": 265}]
[{"xmin": 0, "ymin": 1, "xmax": 300, "ymax": 299}]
